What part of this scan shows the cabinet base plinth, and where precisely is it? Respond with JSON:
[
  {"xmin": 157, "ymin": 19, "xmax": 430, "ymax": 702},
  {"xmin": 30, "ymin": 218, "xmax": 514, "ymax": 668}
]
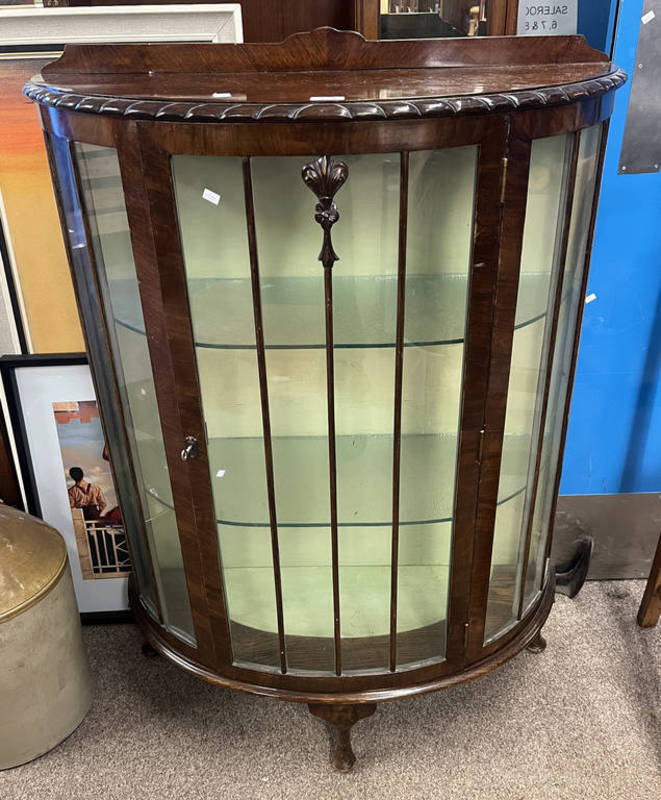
[{"xmin": 308, "ymin": 703, "xmax": 377, "ymax": 771}]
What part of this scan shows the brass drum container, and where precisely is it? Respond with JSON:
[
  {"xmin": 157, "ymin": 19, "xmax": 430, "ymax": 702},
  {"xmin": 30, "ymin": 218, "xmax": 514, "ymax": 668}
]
[{"xmin": 0, "ymin": 504, "xmax": 92, "ymax": 769}]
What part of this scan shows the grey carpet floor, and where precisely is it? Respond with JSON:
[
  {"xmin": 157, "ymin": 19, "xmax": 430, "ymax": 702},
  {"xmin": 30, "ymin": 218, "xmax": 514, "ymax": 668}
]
[{"xmin": 1, "ymin": 581, "xmax": 659, "ymax": 800}]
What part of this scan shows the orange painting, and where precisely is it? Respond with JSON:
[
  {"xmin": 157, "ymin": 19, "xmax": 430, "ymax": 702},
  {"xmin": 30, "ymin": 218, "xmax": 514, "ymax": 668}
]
[{"xmin": 0, "ymin": 55, "xmax": 84, "ymax": 352}]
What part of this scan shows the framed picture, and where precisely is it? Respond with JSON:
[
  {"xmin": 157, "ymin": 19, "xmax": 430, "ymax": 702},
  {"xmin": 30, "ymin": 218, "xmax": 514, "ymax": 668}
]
[
  {"xmin": 0, "ymin": 4, "xmax": 243, "ymax": 47},
  {"xmin": 0, "ymin": 4, "xmax": 242, "ymax": 355},
  {"xmin": 0, "ymin": 353, "xmax": 132, "ymax": 617}
]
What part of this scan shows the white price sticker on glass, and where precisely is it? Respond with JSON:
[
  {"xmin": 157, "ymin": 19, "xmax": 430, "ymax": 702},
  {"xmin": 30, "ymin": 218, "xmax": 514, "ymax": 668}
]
[
  {"xmin": 516, "ymin": 1, "xmax": 577, "ymax": 35},
  {"xmin": 202, "ymin": 187, "xmax": 221, "ymax": 205}
]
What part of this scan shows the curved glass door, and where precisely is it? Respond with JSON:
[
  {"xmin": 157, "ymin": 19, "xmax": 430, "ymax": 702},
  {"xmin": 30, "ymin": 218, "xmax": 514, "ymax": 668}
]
[
  {"xmin": 172, "ymin": 147, "xmax": 477, "ymax": 674},
  {"xmin": 484, "ymin": 125, "xmax": 604, "ymax": 642}
]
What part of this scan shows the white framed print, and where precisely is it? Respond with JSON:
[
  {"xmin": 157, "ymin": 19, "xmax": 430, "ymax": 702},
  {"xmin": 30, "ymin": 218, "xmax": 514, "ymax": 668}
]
[
  {"xmin": 0, "ymin": 4, "xmax": 243, "ymax": 46},
  {"xmin": 0, "ymin": 353, "xmax": 131, "ymax": 617}
]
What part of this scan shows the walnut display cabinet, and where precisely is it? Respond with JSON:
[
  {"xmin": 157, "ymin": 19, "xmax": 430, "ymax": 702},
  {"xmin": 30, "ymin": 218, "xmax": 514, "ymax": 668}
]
[{"xmin": 26, "ymin": 28, "xmax": 625, "ymax": 770}]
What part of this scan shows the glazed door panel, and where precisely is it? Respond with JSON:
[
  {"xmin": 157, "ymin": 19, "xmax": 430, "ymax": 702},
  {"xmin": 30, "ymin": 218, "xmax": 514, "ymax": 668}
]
[{"xmin": 143, "ymin": 117, "xmax": 509, "ymax": 681}]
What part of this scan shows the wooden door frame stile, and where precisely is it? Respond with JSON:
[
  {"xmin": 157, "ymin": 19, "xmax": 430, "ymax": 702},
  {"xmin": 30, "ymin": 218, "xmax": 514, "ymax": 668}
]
[
  {"xmin": 465, "ymin": 124, "xmax": 532, "ymax": 660},
  {"xmin": 447, "ymin": 118, "xmax": 509, "ymax": 669}
]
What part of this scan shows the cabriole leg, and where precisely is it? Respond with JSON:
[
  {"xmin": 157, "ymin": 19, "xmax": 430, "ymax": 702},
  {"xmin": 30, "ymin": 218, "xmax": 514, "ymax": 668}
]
[{"xmin": 308, "ymin": 702, "xmax": 377, "ymax": 772}]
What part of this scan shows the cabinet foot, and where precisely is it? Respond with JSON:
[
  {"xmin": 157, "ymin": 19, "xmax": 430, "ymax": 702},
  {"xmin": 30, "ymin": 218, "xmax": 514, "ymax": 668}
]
[
  {"xmin": 308, "ymin": 702, "xmax": 376, "ymax": 771},
  {"xmin": 555, "ymin": 537, "xmax": 593, "ymax": 598},
  {"xmin": 526, "ymin": 629, "xmax": 547, "ymax": 654},
  {"xmin": 141, "ymin": 640, "xmax": 158, "ymax": 658}
]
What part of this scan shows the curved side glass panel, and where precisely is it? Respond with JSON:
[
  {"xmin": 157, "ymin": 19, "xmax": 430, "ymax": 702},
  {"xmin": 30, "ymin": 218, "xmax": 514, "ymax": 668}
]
[
  {"xmin": 172, "ymin": 147, "xmax": 477, "ymax": 673},
  {"xmin": 485, "ymin": 133, "xmax": 573, "ymax": 642},
  {"xmin": 523, "ymin": 124, "xmax": 604, "ymax": 609},
  {"xmin": 48, "ymin": 134, "xmax": 155, "ymax": 613},
  {"xmin": 72, "ymin": 142, "xmax": 195, "ymax": 644}
]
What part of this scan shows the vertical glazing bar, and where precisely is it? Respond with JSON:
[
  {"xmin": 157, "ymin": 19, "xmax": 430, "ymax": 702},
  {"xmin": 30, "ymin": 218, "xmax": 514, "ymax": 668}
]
[
  {"xmin": 389, "ymin": 151, "xmax": 409, "ymax": 672},
  {"xmin": 516, "ymin": 133, "xmax": 580, "ymax": 619},
  {"xmin": 242, "ymin": 157, "xmax": 287, "ymax": 675},
  {"xmin": 324, "ymin": 265, "xmax": 342, "ymax": 676},
  {"xmin": 302, "ymin": 155, "xmax": 348, "ymax": 677},
  {"xmin": 542, "ymin": 121, "xmax": 610, "ymax": 588}
]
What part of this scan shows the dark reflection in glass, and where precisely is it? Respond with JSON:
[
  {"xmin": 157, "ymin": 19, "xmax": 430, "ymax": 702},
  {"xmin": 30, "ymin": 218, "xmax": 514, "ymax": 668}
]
[{"xmin": 381, "ymin": 0, "xmax": 488, "ymax": 40}]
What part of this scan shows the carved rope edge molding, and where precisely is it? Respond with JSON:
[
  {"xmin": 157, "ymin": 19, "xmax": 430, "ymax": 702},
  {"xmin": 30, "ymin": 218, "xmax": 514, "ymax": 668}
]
[{"xmin": 24, "ymin": 69, "xmax": 627, "ymax": 123}]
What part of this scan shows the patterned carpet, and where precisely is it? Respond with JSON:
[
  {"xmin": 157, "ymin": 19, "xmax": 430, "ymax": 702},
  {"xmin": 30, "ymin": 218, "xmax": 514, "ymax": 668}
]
[{"xmin": 1, "ymin": 581, "xmax": 659, "ymax": 800}]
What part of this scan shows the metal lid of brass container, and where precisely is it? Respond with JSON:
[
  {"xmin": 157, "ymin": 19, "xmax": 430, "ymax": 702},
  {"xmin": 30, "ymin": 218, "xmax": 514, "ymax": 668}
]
[{"xmin": 0, "ymin": 504, "xmax": 68, "ymax": 623}]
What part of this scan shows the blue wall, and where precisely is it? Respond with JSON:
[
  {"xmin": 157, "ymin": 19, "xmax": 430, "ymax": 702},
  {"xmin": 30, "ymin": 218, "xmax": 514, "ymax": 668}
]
[
  {"xmin": 578, "ymin": 0, "xmax": 618, "ymax": 50},
  {"xmin": 560, "ymin": 0, "xmax": 661, "ymax": 495}
]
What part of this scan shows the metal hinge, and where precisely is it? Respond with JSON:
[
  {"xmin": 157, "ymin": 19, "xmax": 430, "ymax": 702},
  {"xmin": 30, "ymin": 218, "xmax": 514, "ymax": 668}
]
[
  {"xmin": 463, "ymin": 622, "xmax": 470, "ymax": 648},
  {"xmin": 477, "ymin": 426, "xmax": 486, "ymax": 464},
  {"xmin": 499, "ymin": 157, "xmax": 508, "ymax": 204}
]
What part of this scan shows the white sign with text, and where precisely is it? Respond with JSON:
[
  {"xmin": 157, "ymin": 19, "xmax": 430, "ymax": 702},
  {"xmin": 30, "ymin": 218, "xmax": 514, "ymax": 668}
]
[{"xmin": 516, "ymin": 1, "xmax": 578, "ymax": 35}]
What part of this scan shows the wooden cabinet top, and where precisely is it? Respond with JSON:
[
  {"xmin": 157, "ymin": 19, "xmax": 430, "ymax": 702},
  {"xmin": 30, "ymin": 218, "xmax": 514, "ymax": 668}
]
[{"xmin": 25, "ymin": 27, "xmax": 625, "ymax": 124}]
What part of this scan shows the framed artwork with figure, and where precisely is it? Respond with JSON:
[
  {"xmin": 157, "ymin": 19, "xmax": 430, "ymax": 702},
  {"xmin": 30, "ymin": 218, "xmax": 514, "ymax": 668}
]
[
  {"xmin": 53, "ymin": 398, "xmax": 130, "ymax": 581},
  {"xmin": 0, "ymin": 353, "xmax": 133, "ymax": 618}
]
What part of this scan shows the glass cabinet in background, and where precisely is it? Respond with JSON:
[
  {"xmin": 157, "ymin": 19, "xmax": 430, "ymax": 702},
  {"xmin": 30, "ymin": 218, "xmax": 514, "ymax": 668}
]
[{"xmin": 27, "ymin": 28, "xmax": 625, "ymax": 770}]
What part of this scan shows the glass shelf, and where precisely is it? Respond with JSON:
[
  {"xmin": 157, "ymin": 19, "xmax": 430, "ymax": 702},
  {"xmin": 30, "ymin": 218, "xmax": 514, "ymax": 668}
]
[
  {"xmin": 138, "ymin": 430, "xmax": 529, "ymax": 527},
  {"xmin": 109, "ymin": 272, "xmax": 551, "ymax": 350}
]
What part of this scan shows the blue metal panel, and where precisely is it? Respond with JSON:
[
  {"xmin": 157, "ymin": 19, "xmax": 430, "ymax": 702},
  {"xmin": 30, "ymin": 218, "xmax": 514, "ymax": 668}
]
[
  {"xmin": 560, "ymin": 0, "xmax": 661, "ymax": 495},
  {"xmin": 578, "ymin": 0, "xmax": 618, "ymax": 51}
]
